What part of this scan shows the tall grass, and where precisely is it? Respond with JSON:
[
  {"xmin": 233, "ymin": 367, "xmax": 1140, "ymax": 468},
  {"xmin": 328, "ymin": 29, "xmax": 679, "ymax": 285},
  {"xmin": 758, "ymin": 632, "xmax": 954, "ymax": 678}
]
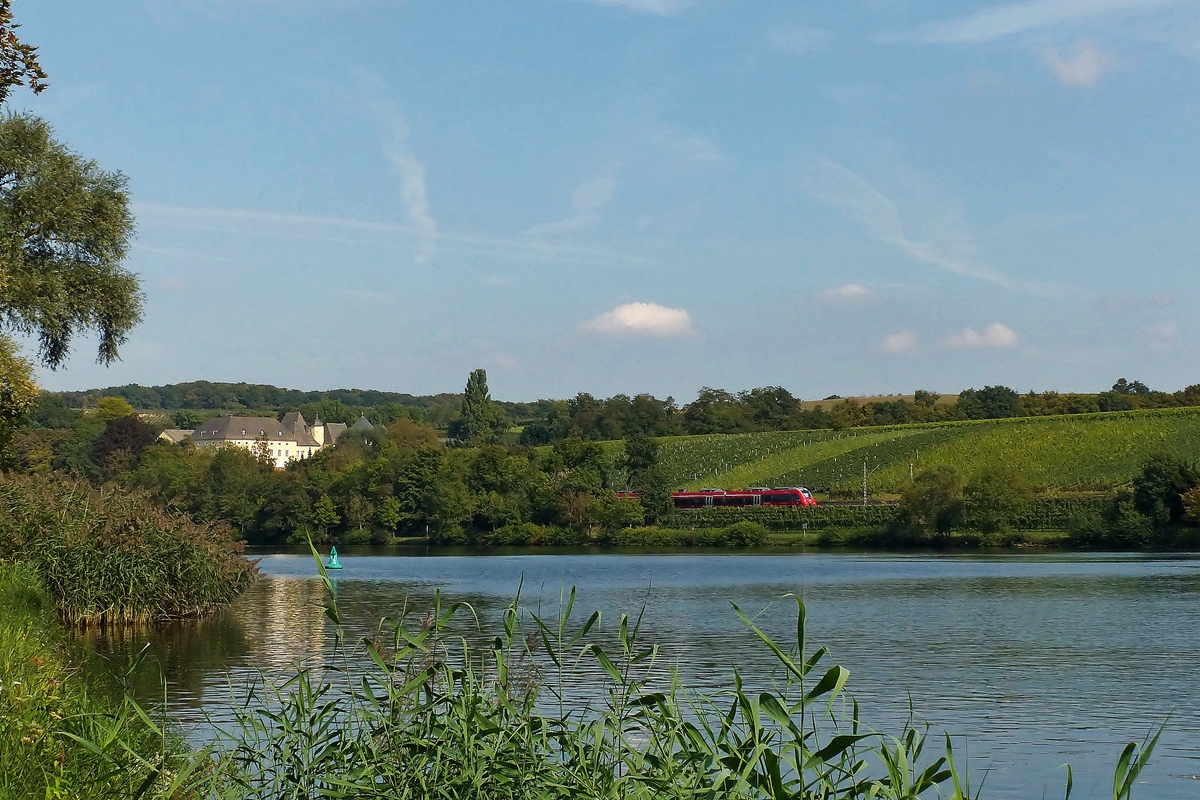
[
  {"xmin": 0, "ymin": 474, "xmax": 256, "ymax": 626},
  {"xmin": 0, "ymin": 562, "xmax": 203, "ymax": 800}
]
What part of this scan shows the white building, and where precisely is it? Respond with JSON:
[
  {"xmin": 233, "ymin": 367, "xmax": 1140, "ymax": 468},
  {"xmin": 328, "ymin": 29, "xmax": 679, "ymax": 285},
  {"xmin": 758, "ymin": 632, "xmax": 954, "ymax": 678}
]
[{"xmin": 161, "ymin": 412, "xmax": 348, "ymax": 469}]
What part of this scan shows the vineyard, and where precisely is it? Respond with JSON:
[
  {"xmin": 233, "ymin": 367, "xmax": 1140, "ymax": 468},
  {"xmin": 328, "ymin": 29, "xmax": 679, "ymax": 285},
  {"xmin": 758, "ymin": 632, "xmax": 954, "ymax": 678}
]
[{"xmin": 648, "ymin": 408, "xmax": 1200, "ymax": 494}]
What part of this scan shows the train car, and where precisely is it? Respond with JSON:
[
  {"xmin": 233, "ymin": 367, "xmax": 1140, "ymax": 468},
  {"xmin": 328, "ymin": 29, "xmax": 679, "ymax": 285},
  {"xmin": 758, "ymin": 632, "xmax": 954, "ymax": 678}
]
[{"xmin": 619, "ymin": 487, "xmax": 816, "ymax": 508}]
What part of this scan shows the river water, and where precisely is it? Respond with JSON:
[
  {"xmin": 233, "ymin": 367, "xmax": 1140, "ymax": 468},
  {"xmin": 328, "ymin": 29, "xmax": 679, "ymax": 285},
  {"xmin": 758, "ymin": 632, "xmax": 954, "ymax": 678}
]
[{"xmin": 87, "ymin": 550, "xmax": 1200, "ymax": 799}]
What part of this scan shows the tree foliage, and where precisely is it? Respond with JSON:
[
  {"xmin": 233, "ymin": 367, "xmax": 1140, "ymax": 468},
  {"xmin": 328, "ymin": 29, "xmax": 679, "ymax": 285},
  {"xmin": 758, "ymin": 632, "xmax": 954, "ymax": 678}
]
[
  {"xmin": 91, "ymin": 415, "xmax": 158, "ymax": 474},
  {"xmin": 901, "ymin": 466, "xmax": 965, "ymax": 537},
  {"xmin": 449, "ymin": 369, "xmax": 507, "ymax": 445},
  {"xmin": 0, "ymin": 1, "xmax": 46, "ymax": 107},
  {"xmin": 0, "ymin": 114, "xmax": 142, "ymax": 368}
]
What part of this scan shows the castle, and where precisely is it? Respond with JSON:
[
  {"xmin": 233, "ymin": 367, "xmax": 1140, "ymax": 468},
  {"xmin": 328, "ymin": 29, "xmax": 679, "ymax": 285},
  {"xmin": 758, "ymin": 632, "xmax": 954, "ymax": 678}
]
[{"xmin": 158, "ymin": 412, "xmax": 374, "ymax": 469}]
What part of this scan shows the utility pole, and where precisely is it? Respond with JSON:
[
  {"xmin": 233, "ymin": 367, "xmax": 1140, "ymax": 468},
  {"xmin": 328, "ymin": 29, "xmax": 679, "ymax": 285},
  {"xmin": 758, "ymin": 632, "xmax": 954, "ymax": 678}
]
[{"xmin": 863, "ymin": 460, "xmax": 868, "ymax": 506}]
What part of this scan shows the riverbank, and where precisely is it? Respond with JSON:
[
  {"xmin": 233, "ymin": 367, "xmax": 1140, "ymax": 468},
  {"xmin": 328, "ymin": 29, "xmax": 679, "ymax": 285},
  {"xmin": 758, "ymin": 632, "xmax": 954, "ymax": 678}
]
[{"xmin": 0, "ymin": 563, "xmax": 189, "ymax": 799}]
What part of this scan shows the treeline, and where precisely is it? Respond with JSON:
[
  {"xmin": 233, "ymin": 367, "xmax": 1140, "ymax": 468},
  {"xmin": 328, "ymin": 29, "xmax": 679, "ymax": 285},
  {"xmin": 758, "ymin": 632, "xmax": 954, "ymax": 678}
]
[
  {"xmin": 16, "ymin": 382, "xmax": 665, "ymax": 545},
  {"xmin": 55, "ymin": 380, "xmax": 551, "ymax": 430},
  {"xmin": 16, "ymin": 379, "xmax": 1200, "ymax": 549},
  {"xmin": 52, "ymin": 378, "xmax": 1200, "ymax": 446},
  {"xmin": 517, "ymin": 379, "xmax": 1200, "ymax": 443}
]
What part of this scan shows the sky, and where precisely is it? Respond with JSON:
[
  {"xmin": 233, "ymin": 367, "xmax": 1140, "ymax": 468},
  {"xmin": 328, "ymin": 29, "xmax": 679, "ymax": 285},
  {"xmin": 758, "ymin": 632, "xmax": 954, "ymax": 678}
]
[{"xmin": 15, "ymin": 0, "xmax": 1200, "ymax": 401}]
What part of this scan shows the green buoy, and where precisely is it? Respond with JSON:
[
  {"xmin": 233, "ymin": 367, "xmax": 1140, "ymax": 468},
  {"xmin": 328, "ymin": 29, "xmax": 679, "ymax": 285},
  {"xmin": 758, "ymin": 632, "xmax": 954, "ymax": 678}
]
[{"xmin": 326, "ymin": 546, "xmax": 343, "ymax": 570}]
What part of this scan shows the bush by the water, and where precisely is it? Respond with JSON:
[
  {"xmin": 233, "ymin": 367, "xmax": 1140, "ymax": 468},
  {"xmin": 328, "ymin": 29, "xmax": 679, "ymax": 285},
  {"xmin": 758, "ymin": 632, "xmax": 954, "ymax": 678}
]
[
  {"xmin": 0, "ymin": 563, "xmax": 194, "ymax": 799},
  {"xmin": 0, "ymin": 474, "xmax": 256, "ymax": 625}
]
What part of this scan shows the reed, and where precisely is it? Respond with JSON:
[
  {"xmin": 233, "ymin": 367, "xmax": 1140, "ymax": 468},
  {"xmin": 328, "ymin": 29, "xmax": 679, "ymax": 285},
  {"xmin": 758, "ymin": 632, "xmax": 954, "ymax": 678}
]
[
  {"xmin": 0, "ymin": 474, "xmax": 257, "ymax": 626},
  {"xmin": 0, "ymin": 562, "xmax": 203, "ymax": 800}
]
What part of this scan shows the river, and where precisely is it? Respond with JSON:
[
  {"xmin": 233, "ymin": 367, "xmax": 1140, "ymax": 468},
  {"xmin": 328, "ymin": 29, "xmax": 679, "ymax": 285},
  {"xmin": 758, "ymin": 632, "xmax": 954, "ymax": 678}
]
[{"xmin": 86, "ymin": 549, "xmax": 1200, "ymax": 799}]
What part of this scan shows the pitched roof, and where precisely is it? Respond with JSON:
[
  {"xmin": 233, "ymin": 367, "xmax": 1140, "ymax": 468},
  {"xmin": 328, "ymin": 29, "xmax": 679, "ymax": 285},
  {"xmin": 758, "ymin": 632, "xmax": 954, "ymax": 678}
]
[
  {"xmin": 280, "ymin": 411, "xmax": 321, "ymax": 447},
  {"xmin": 193, "ymin": 415, "xmax": 296, "ymax": 442},
  {"xmin": 325, "ymin": 422, "xmax": 347, "ymax": 444},
  {"xmin": 351, "ymin": 414, "xmax": 374, "ymax": 430},
  {"xmin": 158, "ymin": 429, "xmax": 193, "ymax": 444}
]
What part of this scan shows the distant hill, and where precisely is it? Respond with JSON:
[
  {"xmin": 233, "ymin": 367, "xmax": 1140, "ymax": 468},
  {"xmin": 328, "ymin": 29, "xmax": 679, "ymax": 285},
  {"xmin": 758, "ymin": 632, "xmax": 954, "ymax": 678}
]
[{"xmin": 53, "ymin": 381, "xmax": 546, "ymax": 428}]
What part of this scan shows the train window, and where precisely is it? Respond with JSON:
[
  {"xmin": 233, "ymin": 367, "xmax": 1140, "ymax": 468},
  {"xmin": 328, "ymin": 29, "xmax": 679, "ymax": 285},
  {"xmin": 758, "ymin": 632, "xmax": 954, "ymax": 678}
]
[{"xmin": 753, "ymin": 495, "xmax": 761, "ymax": 506}]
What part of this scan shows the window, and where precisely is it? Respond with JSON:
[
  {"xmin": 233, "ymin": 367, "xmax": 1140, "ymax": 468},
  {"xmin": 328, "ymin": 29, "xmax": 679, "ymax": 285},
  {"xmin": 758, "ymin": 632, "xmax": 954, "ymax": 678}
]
[{"xmin": 241, "ymin": 429, "xmax": 246, "ymax": 435}]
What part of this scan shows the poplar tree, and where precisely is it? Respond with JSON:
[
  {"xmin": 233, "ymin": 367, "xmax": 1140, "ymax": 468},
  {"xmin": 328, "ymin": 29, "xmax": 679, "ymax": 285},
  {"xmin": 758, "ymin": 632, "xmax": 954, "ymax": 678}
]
[{"xmin": 450, "ymin": 368, "xmax": 499, "ymax": 446}]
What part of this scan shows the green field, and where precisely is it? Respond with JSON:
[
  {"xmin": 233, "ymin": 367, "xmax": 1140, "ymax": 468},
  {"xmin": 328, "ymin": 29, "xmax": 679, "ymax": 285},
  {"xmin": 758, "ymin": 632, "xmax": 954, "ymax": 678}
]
[{"xmin": 650, "ymin": 408, "xmax": 1200, "ymax": 493}]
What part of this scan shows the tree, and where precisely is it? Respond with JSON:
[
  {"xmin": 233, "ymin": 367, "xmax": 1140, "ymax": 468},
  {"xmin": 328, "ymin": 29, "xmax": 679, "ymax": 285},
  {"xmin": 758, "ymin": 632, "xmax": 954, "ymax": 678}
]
[
  {"xmin": 171, "ymin": 409, "xmax": 203, "ymax": 429},
  {"xmin": 622, "ymin": 431, "xmax": 671, "ymax": 523},
  {"xmin": 307, "ymin": 494, "xmax": 340, "ymax": 543},
  {"xmin": 0, "ymin": 2, "xmax": 46, "ymax": 106},
  {"xmin": 965, "ymin": 465, "xmax": 1033, "ymax": 533},
  {"xmin": 0, "ymin": 114, "xmax": 142, "ymax": 369},
  {"xmin": 913, "ymin": 390, "xmax": 940, "ymax": 408},
  {"xmin": 386, "ymin": 417, "xmax": 440, "ymax": 449},
  {"xmin": 91, "ymin": 414, "xmax": 158, "ymax": 474},
  {"xmin": 1132, "ymin": 454, "xmax": 1198, "ymax": 529},
  {"xmin": 28, "ymin": 391, "xmax": 74, "ymax": 428},
  {"xmin": 1112, "ymin": 378, "xmax": 1151, "ymax": 396},
  {"xmin": 957, "ymin": 386, "xmax": 1021, "ymax": 420},
  {"xmin": 96, "ymin": 396, "xmax": 135, "ymax": 421},
  {"xmin": 0, "ymin": 334, "xmax": 34, "ymax": 435},
  {"xmin": 901, "ymin": 466, "xmax": 964, "ymax": 537},
  {"xmin": 448, "ymin": 369, "xmax": 504, "ymax": 445}
]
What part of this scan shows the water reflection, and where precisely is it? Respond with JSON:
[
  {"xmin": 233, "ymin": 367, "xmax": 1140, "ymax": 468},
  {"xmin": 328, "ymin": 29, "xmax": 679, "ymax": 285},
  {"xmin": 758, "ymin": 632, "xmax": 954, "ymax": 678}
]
[{"xmin": 87, "ymin": 551, "xmax": 1200, "ymax": 799}]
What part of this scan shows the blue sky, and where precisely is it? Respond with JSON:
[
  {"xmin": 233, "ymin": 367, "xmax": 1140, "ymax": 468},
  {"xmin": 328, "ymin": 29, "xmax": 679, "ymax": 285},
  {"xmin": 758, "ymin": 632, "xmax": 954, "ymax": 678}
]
[{"xmin": 17, "ymin": 0, "xmax": 1200, "ymax": 401}]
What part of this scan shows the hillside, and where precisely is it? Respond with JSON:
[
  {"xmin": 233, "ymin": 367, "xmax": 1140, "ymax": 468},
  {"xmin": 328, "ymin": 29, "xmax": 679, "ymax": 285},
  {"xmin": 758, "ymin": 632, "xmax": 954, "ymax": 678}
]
[{"xmin": 651, "ymin": 407, "xmax": 1200, "ymax": 494}]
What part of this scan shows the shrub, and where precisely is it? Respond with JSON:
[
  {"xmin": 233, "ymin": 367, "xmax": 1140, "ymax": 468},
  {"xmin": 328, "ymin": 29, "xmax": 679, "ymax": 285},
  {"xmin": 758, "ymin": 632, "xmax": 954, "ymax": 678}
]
[
  {"xmin": 0, "ymin": 474, "xmax": 256, "ymax": 625},
  {"xmin": 494, "ymin": 522, "xmax": 539, "ymax": 546},
  {"xmin": 540, "ymin": 526, "xmax": 586, "ymax": 546},
  {"xmin": 901, "ymin": 466, "xmax": 964, "ymax": 537},
  {"xmin": 611, "ymin": 526, "xmax": 685, "ymax": 546},
  {"xmin": 719, "ymin": 520, "xmax": 768, "ymax": 546}
]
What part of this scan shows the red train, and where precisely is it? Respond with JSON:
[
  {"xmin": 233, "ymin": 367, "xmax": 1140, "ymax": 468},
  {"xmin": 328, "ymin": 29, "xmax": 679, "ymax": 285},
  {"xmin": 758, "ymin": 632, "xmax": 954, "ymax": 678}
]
[{"xmin": 618, "ymin": 487, "xmax": 816, "ymax": 509}]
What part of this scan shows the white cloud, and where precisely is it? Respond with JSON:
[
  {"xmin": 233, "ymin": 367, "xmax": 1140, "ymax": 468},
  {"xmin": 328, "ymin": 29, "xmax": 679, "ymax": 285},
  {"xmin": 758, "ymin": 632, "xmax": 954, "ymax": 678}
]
[
  {"xmin": 135, "ymin": 201, "xmax": 659, "ymax": 269},
  {"xmin": 579, "ymin": 0, "xmax": 693, "ymax": 15},
  {"xmin": 766, "ymin": 24, "xmax": 834, "ymax": 54},
  {"xmin": 801, "ymin": 158, "xmax": 1023, "ymax": 290},
  {"xmin": 941, "ymin": 322, "xmax": 1020, "ymax": 349},
  {"xmin": 385, "ymin": 144, "xmax": 437, "ymax": 263},
  {"xmin": 582, "ymin": 302, "xmax": 695, "ymax": 337},
  {"xmin": 883, "ymin": 331, "xmax": 918, "ymax": 354},
  {"xmin": 1044, "ymin": 39, "xmax": 1115, "ymax": 86},
  {"xmin": 524, "ymin": 174, "xmax": 617, "ymax": 237},
  {"xmin": 908, "ymin": 0, "xmax": 1186, "ymax": 44},
  {"xmin": 358, "ymin": 74, "xmax": 438, "ymax": 263},
  {"xmin": 814, "ymin": 282, "xmax": 876, "ymax": 304}
]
